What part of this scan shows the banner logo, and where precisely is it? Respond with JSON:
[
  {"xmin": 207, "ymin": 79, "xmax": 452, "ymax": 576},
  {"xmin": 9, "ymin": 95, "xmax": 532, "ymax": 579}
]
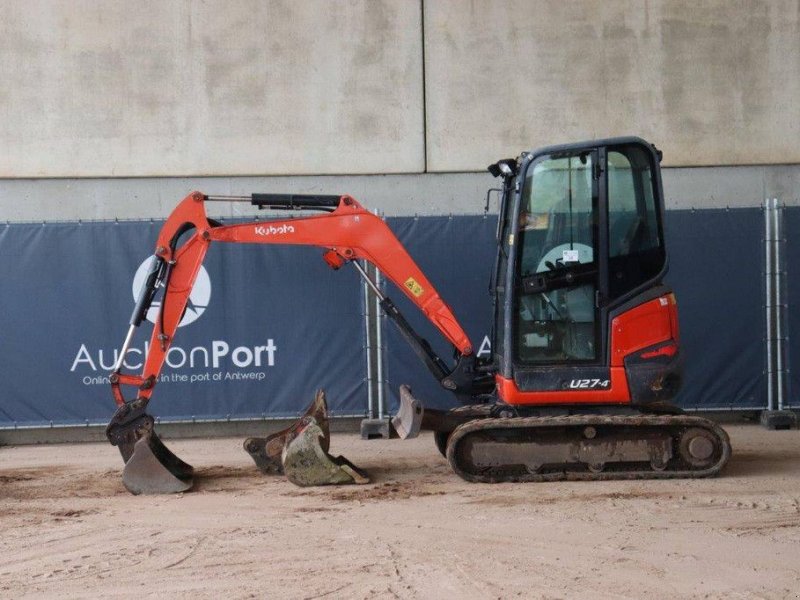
[
  {"xmin": 132, "ymin": 258, "xmax": 211, "ymax": 327},
  {"xmin": 73, "ymin": 260, "xmax": 275, "ymax": 382}
]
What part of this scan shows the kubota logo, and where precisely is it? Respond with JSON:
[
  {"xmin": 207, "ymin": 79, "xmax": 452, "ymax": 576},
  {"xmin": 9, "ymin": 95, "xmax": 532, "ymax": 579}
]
[
  {"xmin": 254, "ymin": 224, "xmax": 295, "ymax": 236},
  {"xmin": 132, "ymin": 258, "xmax": 211, "ymax": 327}
]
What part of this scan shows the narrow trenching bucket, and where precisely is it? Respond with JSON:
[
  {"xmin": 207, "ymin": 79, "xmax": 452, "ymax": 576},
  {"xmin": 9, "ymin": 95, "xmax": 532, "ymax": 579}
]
[
  {"xmin": 244, "ymin": 389, "xmax": 330, "ymax": 474},
  {"xmin": 282, "ymin": 415, "xmax": 369, "ymax": 487},
  {"xmin": 106, "ymin": 399, "xmax": 194, "ymax": 495}
]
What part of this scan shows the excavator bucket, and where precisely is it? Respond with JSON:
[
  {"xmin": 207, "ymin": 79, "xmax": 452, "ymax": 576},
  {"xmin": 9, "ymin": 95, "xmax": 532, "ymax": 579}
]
[
  {"xmin": 122, "ymin": 430, "xmax": 193, "ymax": 495},
  {"xmin": 243, "ymin": 390, "xmax": 330, "ymax": 474},
  {"xmin": 245, "ymin": 390, "xmax": 367, "ymax": 486},
  {"xmin": 106, "ymin": 399, "xmax": 194, "ymax": 495},
  {"xmin": 282, "ymin": 415, "xmax": 369, "ymax": 487},
  {"xmin": 391, "ymin": 384, "xmax": 424, "ymax": 439}
]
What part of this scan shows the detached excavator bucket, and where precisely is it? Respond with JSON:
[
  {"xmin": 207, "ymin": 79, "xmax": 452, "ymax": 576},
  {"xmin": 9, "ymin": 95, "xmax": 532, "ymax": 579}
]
[
  {"xmin": 282, "ymin": 415, "xmax": 369, "ymax": 487},
  {"xmin": 245, "ymin": 390, "xmax": 367, "ymax": 486},
  {"xmin": 106, "ymin": 400, "xmax": 194, "ymax": 495},
  {"xmin": 243, "ymin": 390, "xmax": 330, "ymax": 474}
]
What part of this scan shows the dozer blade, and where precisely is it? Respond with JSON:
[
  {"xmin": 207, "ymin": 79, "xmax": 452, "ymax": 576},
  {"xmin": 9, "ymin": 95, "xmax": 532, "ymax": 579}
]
[
  {"xmin": 106, "ymin": 399, "xmax": 194, "ymax": 495},
  {"xmin": 244, "ymin": 389, "xmax": 330, "ymax": 474},
  {"xmin": 122, "ymin": 430, "xmax": 194, "ymax": 495},
  {"xmin": 282, "ymin": 415, "xmax": 369, "ymax": 487},
  {"xmin": 391, "ymin": 384, "xmax": 424, "ymax": 439}
]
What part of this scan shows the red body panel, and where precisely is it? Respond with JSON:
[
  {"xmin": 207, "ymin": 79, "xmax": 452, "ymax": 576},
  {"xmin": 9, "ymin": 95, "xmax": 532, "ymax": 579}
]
[
  {"xmin": 497, "ymin": 368, "xmax": 631, "ymax": 405},
  {"xmin": 498, "ymin": 294, "xmax": 678, "ymax": 406},
  {"xmin": 610, "ymin": 294, "xmax": 677, "ymax": 367}
]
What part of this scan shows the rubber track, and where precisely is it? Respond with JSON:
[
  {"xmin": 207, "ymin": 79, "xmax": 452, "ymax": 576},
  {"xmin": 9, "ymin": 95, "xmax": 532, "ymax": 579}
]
[{"xmin": 446, "ymin": 414, "xmax": 732, "ymax": 483}]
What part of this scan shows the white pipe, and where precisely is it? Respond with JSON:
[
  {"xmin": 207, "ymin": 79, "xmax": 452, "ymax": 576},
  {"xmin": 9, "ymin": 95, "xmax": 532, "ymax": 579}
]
[{"xmin": 352, "ymin": 260, "xmax": 385, "ymax": 300}]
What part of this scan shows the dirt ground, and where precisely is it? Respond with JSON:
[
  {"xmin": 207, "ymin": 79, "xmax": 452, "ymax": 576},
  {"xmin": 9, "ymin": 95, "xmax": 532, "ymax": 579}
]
[{"xmin": 1, "ymin": 425, "xmax": 800, "ymax": 599}]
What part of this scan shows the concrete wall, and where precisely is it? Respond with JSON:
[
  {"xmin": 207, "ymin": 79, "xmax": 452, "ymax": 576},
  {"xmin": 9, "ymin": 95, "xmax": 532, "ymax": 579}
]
[
  {"xmin": 0, "ymin": 0, "xmax": 798, "ymax": 218},
  {"xmin": 425, "ymin": 0, "xmax": 800, "ymax": 170},
  {"xmin": 0, "ymin": 0, "xmax": 423, "ymax": 177},
  {"xmin": 1, "ymin": 165, "xmax": 798, "ymax": 223}
]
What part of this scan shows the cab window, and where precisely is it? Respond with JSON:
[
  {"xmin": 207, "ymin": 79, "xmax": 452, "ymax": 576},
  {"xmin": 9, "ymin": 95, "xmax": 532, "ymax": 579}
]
[
  {"xmin": 515, "ymin": 152, "xmax": 598, "ymax": 364},
  {"xmin": 607, "ymin": 145, "xmax": 665, "ymax": 298}
]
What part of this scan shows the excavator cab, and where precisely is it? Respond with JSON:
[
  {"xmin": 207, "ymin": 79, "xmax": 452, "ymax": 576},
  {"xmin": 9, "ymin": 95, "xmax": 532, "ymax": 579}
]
[
  {"xmin": 434, "ymin": 138, "xmax": 729, "ymax": 483},
  {"xmin": 491, "ymin": 137, "xmax": 679, "ymax": 408}
]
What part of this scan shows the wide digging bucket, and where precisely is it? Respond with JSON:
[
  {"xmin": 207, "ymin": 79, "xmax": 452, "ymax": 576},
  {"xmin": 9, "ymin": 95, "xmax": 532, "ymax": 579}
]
[
  {"xmin": 244, "ymin": 389, "xmax": 330, "ymax": 474},
  {"xmin": 282, "ymin": 415, "xmax": 369, "ymax": 487},
  {"xmin": 106, "ymin": 400, "xmax": 194, "ymax": 495}
]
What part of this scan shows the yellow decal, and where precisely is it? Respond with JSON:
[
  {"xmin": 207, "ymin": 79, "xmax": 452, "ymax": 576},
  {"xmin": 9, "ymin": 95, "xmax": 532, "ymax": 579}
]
[{"xmin": 404, "ymin": 277, "xmax": 424, "ymax": 298}]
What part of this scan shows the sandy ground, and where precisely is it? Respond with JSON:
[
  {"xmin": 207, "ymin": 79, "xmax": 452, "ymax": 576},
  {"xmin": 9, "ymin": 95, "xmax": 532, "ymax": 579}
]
[{"xmin": 1, "ymin": 425, "xmax": 800, "ymax": 600}]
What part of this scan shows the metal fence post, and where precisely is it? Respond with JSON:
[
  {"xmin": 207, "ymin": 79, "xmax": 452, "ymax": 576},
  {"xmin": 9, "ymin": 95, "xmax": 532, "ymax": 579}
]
[
  {"xmin": 774, "ymin": 199, "xmax": 787, "ymax": 411},
  {"xmin": 374, "ymin": 257, "xmax": 386, "ymax": 420},
  {"xmin": 361, "ymin": 260, "xmax": 374, "ymax": 419},
  {"xmin": 761, "ymin": 198, "xmax": 796, "ymax": 429},
  {"xmin": 765, "ymin": 198, "xmax": 775, "ymax": 412},
  {"xmin": 357, "ymin": 212, "xmax": 392, "ymax": 439}
]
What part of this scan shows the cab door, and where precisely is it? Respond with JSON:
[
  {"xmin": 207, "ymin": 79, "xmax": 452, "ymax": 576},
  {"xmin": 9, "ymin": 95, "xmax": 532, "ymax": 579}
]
[{"xmin": 514, "ymin": 148, "xmax": 602, "ymax": 369}]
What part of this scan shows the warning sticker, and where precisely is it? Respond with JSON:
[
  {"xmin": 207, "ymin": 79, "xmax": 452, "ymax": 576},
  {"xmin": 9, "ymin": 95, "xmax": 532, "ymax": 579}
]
[{"xmin": 404, "ymin": 277, "xmax": 424, "ymax": 298}]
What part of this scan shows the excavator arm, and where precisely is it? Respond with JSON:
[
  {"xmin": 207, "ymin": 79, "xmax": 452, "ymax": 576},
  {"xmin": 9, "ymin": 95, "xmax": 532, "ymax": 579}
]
[
  {"xmin": 107, "ymin": 191, "xmax": 483, "ymax": 494},
  {"xmin": 111, "ymin": 191, "xmax": 479, "ymax": 407}
]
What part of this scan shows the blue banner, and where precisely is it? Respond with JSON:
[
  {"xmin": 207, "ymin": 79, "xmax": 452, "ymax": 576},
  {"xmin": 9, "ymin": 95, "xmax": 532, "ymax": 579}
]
[
  {"xmin": 0, "ymin": 208, "xmax": 770, "ymax": 427},
  {"xmin": 665, "ymin": 209, "xmax": 766, "ymax": 409},
  {"xmin": 783, "ymin": 207, "xmax": 800, "ymax": 408},
  {"xmin": 381, "ymin": 216, "xmax": 496, "ymax": 411},
  {"xmin": 0, "ymin": 221, "xmax": 367, "ymax": 426},
  {"xmin": 382, "ymin": 209, "xmax": 767, "ymax": 411}
]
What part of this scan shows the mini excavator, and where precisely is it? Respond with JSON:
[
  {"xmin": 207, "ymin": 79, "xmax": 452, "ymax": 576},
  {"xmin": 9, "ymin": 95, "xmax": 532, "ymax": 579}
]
[{"xmin": 107, "ymin": 137, "xmax": 731, "ymax": 494}]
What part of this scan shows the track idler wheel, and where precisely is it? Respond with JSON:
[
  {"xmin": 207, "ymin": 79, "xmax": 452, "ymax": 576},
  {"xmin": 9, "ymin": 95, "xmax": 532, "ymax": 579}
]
[
  {"xmin": 106, "ymin": 399, "xmax": 194, "ymax": 495},
  {"xmin": 678, "ymin": 427, "xmax": 718, "ymax": 468}
]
